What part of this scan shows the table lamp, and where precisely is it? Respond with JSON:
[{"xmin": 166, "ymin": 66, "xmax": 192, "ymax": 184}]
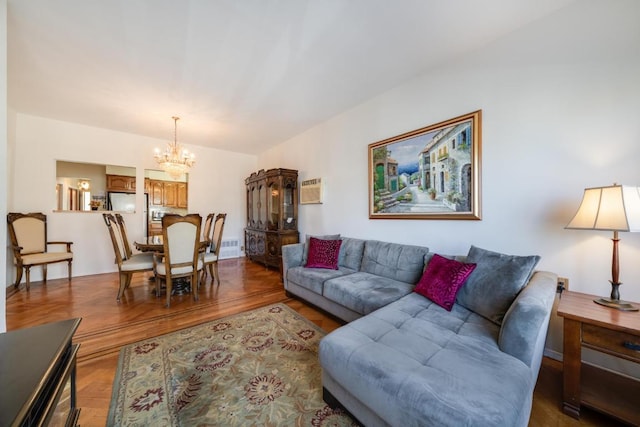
[{"xmin": 565, "ymin": 184, "xmax": 640, "ymax": 311}]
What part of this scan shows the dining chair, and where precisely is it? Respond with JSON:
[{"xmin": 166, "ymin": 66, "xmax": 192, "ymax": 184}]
[
  {"xmin": 154, "ymin": 213, "xmax": 203, "ymax": 307},
  {"xmin": 199, "ymin": 213, "xmax": 215, "ymax": 278},
  {"xmin": 103, "ymin": 213, "xmax": 154, "ymax": 301},
  {"xmin": 114, "ymin": 213, "xmax": 134, "ymax": 259},
  {"xmin": 201, "ymin": 213, "xmax": 226, "ymax": 285},
  {"xmin": 7, "ymin": 212, "xmax": 74, "ymax": 291},
  {"xmin": 202, "ymin": 213, "xmax": 215, "ymax": 245}
]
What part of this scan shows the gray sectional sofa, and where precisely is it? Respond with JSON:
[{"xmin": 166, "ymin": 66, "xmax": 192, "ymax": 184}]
[{"xmin": 282, "ymin": 237, "xmax": 557, "ymax": 427}]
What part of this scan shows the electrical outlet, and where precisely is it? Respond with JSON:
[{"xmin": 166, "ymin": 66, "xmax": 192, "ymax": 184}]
[
  {"xmin": 557, "ymin": 277, "xmax": 569, "ymax": 293},
  {"xmin": 240, "ymin": 245, "xmax": 245, "ymax": 251}
]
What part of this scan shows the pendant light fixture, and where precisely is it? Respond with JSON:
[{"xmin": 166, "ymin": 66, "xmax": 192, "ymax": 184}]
[{"xmin": 154, "ymin": 116, "xmax": 195, "ymax": 180}]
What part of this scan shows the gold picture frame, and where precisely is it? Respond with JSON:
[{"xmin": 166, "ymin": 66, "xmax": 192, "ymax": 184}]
[{"xmin": 369, "ymin": 110, "xmax": 482, "ymax": 220}]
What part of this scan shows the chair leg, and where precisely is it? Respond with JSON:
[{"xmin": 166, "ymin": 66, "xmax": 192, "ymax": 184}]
[
  {"xmin": 193, "ymin": 272, "xmax": 199, "ymax": 301},
  {"xmin": 25, "ymin": 266, "xmax": 31, "ymax": 291},
  {"xmin": 68, "ymin": 260, "xmax": 73, "ymax": 283},
  {"xmin": 166, "ymin": 277, "xmax": 172, "ymax": 308},
  {"xmin": 13, "ymin": 266, "xmax": 23, "ymax": 289},
  {"xmin": 214, "ymin": 262, "xmax": 220, "ymax": 285},
  {"xmin": 208, "ymin": 264, "xmax": 215, "ymax": 284},
  {"xmin": 43, "ymin": 264, "xmax": 47, "ymax": 284},
  {"xmin": 155, "ymin": 276, "xmax": 162, "ymax": 298},
  {"xmin": 125, "ymin": 274, "xmax": 133, "ymax": 289},
  {"xmin": 117, "ymin": 272, "xmax": 129, "ymax": 301}
]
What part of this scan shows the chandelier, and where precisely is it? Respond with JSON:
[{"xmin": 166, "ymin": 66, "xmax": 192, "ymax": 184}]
[{"xmin": 154, "ymin": 116, "xmax": 195, "ymax": 180}]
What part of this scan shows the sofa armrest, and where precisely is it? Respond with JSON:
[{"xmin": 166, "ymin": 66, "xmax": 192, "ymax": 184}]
[
  {"xmin": 499, "ymin": 270, "xmax": 557, "ymax": 370},
  {"xmin": 282, "ymin": 243, "xmax": 305, "ymax": 289}
]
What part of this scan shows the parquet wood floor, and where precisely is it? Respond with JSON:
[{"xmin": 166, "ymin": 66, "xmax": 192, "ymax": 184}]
[{"xmin": 5, "ymin": 258, "xmax": 623, "ymax": 426}]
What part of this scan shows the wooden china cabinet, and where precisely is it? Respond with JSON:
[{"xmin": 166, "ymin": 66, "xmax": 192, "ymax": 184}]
[{"xmin": 245, "ymin": 168, "xmax": 299, "ymax": 272}]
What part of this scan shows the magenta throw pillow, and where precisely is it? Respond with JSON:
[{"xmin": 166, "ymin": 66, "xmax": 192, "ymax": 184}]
[
  {"xmin": 305, "ymin": 237, "xmax": 342, "ymax": 270},
  {"xmin": 414, "ymin": 254, "xmax": 477, "ymax": 311}
]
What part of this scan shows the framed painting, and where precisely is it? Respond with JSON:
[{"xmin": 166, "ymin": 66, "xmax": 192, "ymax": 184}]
[{"xmin": 369, "ymin": 110, "xmax": 482, "ymax": 220}]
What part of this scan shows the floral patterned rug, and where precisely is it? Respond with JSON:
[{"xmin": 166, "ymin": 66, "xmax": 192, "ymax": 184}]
[{"xmin": 107, "ymin": 304, "xmax": 358, "ymax": 426}]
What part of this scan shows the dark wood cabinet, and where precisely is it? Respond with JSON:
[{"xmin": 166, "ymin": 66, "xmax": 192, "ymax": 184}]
[
  {"xmin": 0, "ymin": 318, "xmax": 81, "ymax": 427},
  {"xmin": 245, "ymin": 168, "xmax": 298, "ymax": 271}
]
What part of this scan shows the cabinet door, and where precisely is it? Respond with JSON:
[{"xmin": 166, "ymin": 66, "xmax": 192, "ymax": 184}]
[
  {"xmin": 252, "ymin": 182, "xmax": 266, "ymax": 230},
  {"xmin": 177, "ymin": 183, "xmax": 188, "ymax": 208},
  {"xmin": 282, "ymin": 181, "xmax": 296, "ymax": 230},
  {"xmin": 267, "ymin": 179, "xmax": 280, "ymax": 230},
  {"xmin": 163, "ymin": 182, "xmax": 178, "ymax": 207},
  {"xmin": 107, "ymin": 175, "xmax": 135, "ymax": 192},
  {"xmin": 150, "ymin": 180, "xmax": 164, "ymax": 206}
]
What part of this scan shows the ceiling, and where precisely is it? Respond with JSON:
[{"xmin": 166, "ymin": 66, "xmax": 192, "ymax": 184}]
[{"xmin": 7, "ymin": 0, "xmax": 575, "ymax": 155}]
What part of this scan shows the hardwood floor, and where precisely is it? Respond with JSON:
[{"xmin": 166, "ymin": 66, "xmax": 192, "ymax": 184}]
[{"xmin": 5, "ymin": 258, "xmax": 625, "ymax": 426}]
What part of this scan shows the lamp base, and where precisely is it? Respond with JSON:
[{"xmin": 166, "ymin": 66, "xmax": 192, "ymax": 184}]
[{"xmin": 593, "ymin": 298, "xmax": 639, "ymax": 312}]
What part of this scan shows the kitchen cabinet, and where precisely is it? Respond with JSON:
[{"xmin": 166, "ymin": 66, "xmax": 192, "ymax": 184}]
[
  {"xmin": 178, "ymin": 183, "xmax": 188, "ymax": 208},
  {"xmin": 163, "ymin": 182, "xmax": 178, "ymax": 207},
  {"xmin": 245, "ymin": 168, "xmax": 298, "ymax": 272},
  {"xmin": 150, "ymin": 180, "xmax": 164, "ymax": 206},
  {"xmin": 148, "ymin": 180, "xmax": 188, "ymax": 208},
  {"xmin": 107, "ymin": 174, "xmax": 136, "ymax": 193},
  {"xmin": 149, "ymin": 222, "xmax": 162, "ymax": 236}
]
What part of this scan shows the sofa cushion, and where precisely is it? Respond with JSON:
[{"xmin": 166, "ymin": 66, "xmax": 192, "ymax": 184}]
[
  {"xmin": 286, "ymin": 266, "xmax": 354, "ymax": 295},
  {"xmin": 361, "ymin": 240, "xmax": 429, "ymax": 284},
  {"xmin": 414, "ymin": 254, "xmax": 476, "ymax": 311},
  {"xmin": 319, "ymin": 293, "xmax": 532, "ymax": 426},
  {"xmin": 302, "ymin": 234, "xmax": 341, "ymax": 264},
  {"xmin": 456, "ymin": 245, "xmax": 540, "ymax": 325},
  {"xmin": 323, "ymin": 272, "xmax": 414, "ymax": 316},
  {"xmin": 305, "ymin": 237, "xmax": 342, "ymax": 269},
  {"xmin": 337, "ymin": 237, "xmax": 366, "ymax": 271}
]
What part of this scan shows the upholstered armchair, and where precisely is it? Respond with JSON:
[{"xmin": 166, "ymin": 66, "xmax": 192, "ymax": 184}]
[{"xmin": 7, "ymin": 212, "xmax": 73, "ymax": 290}]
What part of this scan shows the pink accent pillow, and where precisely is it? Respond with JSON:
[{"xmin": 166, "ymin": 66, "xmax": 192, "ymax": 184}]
[
  {"xmin": 414, "ymin": 254, "xmax": 477, "ymax": 311},
  {"xmin": 305, "ymin": 237, "xmax": 342, "ymax": 270}
]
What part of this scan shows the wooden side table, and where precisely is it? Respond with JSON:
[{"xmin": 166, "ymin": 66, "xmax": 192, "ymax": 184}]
[{"xmin": 557, "ymin": 291, "xmax": 640, "ymax": 425}]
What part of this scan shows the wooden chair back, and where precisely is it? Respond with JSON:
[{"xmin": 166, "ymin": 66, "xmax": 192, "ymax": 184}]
[
  {"xmin": 114, "ymin": 213, "xmax": 133, "ymax": 259},
  {"xmin": 159, "ymin": 214, "xmax": 202, "ymax": 307},
  {"xmin": 210, "ymin": 213, "xmax": 227, "ymax": 257},
  {"xmin": 103, "ymin": 213, "xmax": 129, "ymax": 267},
  {"xmin": 202, "ymin": 213, "xmax": 215, "ymax": 245}
]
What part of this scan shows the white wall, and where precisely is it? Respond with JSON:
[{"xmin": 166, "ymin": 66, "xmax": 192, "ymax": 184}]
[
  {"xmin": 8, "ymin": 114, "xmax": 256, "ymax": 282},
  {"xmin": 0, "ymin": 0, "xmax": 7, "ymax": 333},
  {"xmin": 259, "ymin": 0, "xmax": 640, "ymax": 376}
]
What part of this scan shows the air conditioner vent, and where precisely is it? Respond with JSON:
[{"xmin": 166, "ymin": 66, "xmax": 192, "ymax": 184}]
[
  {"xmin": 219, "ymin": 238, "xmax": 240, "ymax": 259},
  {"xmin": 300, "ymin": 178, "xmax": 323, "ymax": 204}
]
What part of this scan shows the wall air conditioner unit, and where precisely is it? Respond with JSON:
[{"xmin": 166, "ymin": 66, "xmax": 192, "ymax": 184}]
[{"xmin": 300, "ymin": 178, "xmax": 323, "ymax": 204}]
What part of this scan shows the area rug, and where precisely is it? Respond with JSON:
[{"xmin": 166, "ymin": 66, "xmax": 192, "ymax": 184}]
[{"xmin": 107, "ymin": 304, "xmax": 358, "ymax": 426}]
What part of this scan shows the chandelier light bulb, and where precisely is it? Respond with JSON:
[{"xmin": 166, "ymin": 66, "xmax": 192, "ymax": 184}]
[{"xmin": 153, "ymin": 116, "xmax": 195, "ymax": 180}]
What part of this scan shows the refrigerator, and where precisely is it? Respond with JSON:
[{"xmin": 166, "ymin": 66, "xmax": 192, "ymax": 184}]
[
  {"xmin": 108, "ymin": 192, "xmax": 136, "ymax": 212},
  {"xmin": 107, "ymin": 192, "xmax": 149, "ymax": 236}
]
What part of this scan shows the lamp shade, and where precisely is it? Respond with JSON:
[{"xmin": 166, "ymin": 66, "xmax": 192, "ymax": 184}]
[{"xmin": 566, "ymin": 184, "xmax": 640, "ymax": 232}]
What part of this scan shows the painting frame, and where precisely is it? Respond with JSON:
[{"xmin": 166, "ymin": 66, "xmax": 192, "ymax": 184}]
[{"xmin": 368, "ymin": 110, "xmax": 482, "ymax": 220}]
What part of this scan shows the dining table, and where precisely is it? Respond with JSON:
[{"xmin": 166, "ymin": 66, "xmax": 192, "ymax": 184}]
[
  {"xmin": 134, "ymin": 235, "xmax": 208, "ymax": 253},
  {"xmin": 134, "ymin": 235, "xmax": 209, "ymax": 295}
]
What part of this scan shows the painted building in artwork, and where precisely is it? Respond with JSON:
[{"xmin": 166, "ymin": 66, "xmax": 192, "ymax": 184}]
[
  {"xmin": 374, "ymin": 154, "xmax": 399, "ymax": 193},
  {"xmin": 418, "ymin": 122, "xmax": 473, "ymax": 211}
]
